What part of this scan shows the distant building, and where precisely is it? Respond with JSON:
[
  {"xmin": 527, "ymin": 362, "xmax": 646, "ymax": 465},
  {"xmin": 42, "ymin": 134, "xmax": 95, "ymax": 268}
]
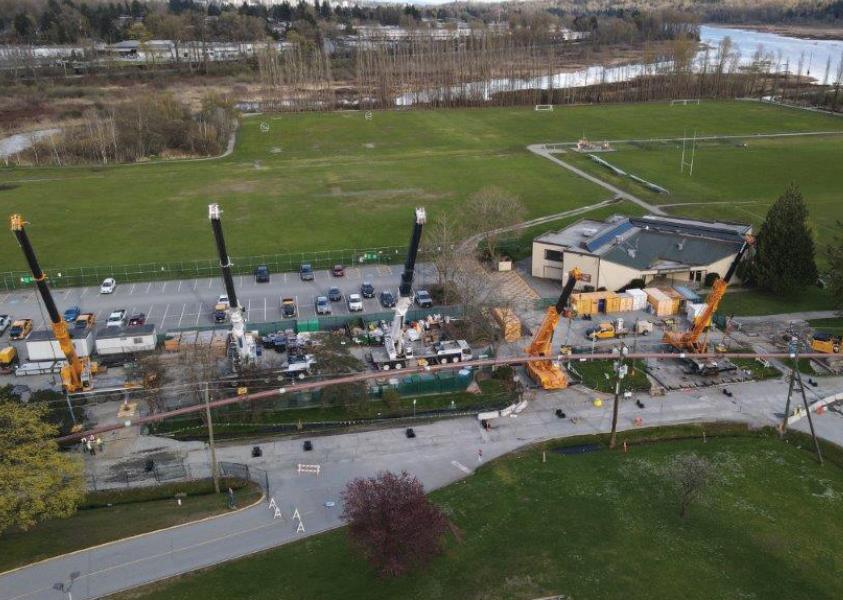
[{"xmin": 531, "ymin": 214, "xmax": 753, "ymax": 291}]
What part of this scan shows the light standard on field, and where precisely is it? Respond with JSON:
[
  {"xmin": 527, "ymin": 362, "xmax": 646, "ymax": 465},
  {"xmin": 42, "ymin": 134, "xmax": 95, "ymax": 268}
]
[
  {"xmin": 413, "ymin": 398, "xmax": 417, "ymax": 418},
  {"xmin": 53, "ymin": 571, "xmax": 80, "ymax": 600}
]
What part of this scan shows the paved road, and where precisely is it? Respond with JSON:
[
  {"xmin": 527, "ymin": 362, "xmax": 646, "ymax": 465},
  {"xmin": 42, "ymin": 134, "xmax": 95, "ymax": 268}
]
[
  {"xmin": 526, "ymin": 144, "xmax": 667, "ymax": 215},
  {"xmin": 0, "ymin": 263, "xmax": 439, "ymax": 338},
  {"xmin": 2, "ymin": 374, "xmax": 841, "ymax": 600}
]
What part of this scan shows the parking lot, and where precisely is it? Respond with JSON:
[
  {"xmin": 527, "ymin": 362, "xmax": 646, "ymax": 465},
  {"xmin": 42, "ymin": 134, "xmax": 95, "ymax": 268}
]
[{"xmin": 0, "ymin": 263, "xmax": 440, "ymax": 335}]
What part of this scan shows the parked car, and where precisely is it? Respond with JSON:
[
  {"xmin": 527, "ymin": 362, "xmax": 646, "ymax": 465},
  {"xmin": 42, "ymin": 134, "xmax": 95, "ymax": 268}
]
[
  {"xmin": 379, "ymin": 290, "xmax": 396, "ymax": 308},
  {"xmin": 347, "ymin": 293, "xmax": 363, "ymax": 312},
  {"xmin": 300, "ymin": 264, "xmax": 314, "ymax": 281},
  {"xmin": 328, "ymin": 287, "xmax": 343, "ymax": 302},
  {"xmin": 360, "ymin": 281, "xmax": 375, "ymax": 298},
  {"xmin": 213, "ymin": 303, "xmax": 228, "ymax": 323},
  {"xmin": 415, "ymin": 290, "xmax": 433, "ymax": 308},
  {"xmin": 62, "ymin": 306, "xmax": 81, "ymax": 322},
  {"xmin": 100, "ymin": 278, "xmax": 116, "ymax": 294},
  {"xmin": 128, "ymin": 313, "xmax": 146, "ymax": 327},
  {"xmin": 9, "ymin": 318, "xmax": 32, "ymax": 340},
  {"xmin": 106, "ymin": 309, "xmax": 127, "ymax": 328},
  {"xmin": 255, "ymin": 264, "xmax": 270, "ymax": 283},
  {"xmin": 217, "ymin": 294, "xmax": 230, "ymax": 308},
  {"xmin": 281, "ymin": 297, "xmax": 297, "ymax": 318},
  {"xmin": 0, "ymin": 314, "xmax": 11, "ymax": 336},
  {"xmin": 331, "ymin": 264, "xmax": 345, "ymax": 277},
  {"xmin": 315, "ymin": 296, "xmax": 331, "ymax": 315}
]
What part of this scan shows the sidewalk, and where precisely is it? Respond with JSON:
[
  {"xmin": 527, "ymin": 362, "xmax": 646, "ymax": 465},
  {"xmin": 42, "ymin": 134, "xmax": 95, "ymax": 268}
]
[{"xmin": 2, "ymin": 375, "xmax": 842, "ymax": 600}]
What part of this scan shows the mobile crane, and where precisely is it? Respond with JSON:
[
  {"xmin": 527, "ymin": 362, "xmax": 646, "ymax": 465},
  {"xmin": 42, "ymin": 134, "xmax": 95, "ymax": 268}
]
[
  {"xmin": 10, "ymin": 214, "xmax": 93, "ymax": 392},
  {"xmin": 663, "ymin": 235, "xmax": 754, "ymax": 374},
  {"xmin": 208, "ymin": 204, "xmax": 256, "ymax": 366},
  {"xmin": 526, "ymin": 267, "xmax": 584, "ymax": 389}
]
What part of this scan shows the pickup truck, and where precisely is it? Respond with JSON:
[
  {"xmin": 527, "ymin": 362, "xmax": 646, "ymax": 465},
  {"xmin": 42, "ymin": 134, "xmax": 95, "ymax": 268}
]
[
  {"xmin": 9, "ymin": 319, "xmax": 33, "ymax": 340},
  {"xmin": 281, "ymin": 297, "xmax": 297, "ymax": 318},
  {"xmin": 74, "ymin": 313, "xmax": 96, "ymax": 330},
  {"xmin": 255, "ymin": 264, "xmax": 270, "ymax": 283}
]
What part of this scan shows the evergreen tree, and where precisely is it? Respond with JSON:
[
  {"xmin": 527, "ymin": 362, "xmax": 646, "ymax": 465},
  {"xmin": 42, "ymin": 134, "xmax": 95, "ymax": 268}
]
[
  {"xmin": 750, "ymin": 183, "xmax": 817, "ymax": 296},
  {"xmin": 827, "ymin": 221, "xmax": 843, "ymax": 311}
]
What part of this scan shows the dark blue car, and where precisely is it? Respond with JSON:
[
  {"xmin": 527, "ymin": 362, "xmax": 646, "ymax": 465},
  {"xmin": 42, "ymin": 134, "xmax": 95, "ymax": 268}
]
[{"xmin": 63, "ymin": 306, "xmax": 81, "ymax": 322}]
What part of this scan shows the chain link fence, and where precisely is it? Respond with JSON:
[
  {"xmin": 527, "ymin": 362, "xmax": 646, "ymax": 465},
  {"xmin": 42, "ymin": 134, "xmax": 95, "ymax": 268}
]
[{"xmin": 0, "ymin": 245, "xmax": 416, "ymax": 291}]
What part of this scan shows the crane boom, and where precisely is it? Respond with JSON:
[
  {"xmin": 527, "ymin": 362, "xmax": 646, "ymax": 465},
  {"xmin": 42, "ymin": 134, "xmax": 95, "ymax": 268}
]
[
  {"xmin": 208, "ymin": 204, "xmax": 255, "ymax": 365},
  {"xmin": 385, "ymin": 207, "xmax": 426, "ymax": 361},
  {"xmin": 526, "ymin": 268, "xmax": 582, "ymax": 389},
  {"xmin": 10, "ymin": 214, "xmax": 91, "ymax": 392},
  {"xmin": 664, "ymin": 235, "xmax": 754, "ymax": 353}
]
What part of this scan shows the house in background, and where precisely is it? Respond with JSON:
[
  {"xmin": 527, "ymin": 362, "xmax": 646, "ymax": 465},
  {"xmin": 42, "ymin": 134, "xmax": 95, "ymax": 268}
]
[{"xmin": 531, "ymin": 214, "xmax": 753, "ymax": 292}]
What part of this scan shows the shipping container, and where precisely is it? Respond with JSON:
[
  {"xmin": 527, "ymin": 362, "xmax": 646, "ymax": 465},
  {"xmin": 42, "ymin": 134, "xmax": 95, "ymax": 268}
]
[
  {"xmin": 491, "ymin": 307, "xmax": 522, "ymax": 342},
  {"xmin": 618, "ymin": 293, "xmax": 634, "ymax": 312},
  {"xmin": 95, "ymin": 324, "xmax": 157, "ymax": 355},
  {"xmin": 673, "ymin": 285, "xmax": 701, "ymax": 304},
  {"xmin": 644, "ymin": 288, "xmax": 674, "ymax": 317},
  {"xmin": 626, "ymin": 288, "xmax": 649, "ymax": 311},
  {"xmin": 25, "ymin": 329, "xmax": 94, "ymax": 361},
  {"xmin": 659, "ymin": 287, "xmax": 684, "ymax": 314}
]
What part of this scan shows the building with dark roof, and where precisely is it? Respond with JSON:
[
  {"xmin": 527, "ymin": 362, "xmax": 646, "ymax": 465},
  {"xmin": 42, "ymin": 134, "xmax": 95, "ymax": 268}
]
[{"xmin": 531, "ymin": 214, "xmax": 753, "ymax": 291}]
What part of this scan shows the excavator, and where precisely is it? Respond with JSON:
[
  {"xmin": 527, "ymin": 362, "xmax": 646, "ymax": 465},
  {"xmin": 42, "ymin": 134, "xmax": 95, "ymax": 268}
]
[
  {"xmin": 526, "ymin": 267, "xmax": 585, "ymax": 389},
  {"xmin": 10, "ymin": 214, "xmax": 94, "ymax": 392},
  {"xmin": 663, "ymin": 235, "xmax": 754, "ymax": 365}
]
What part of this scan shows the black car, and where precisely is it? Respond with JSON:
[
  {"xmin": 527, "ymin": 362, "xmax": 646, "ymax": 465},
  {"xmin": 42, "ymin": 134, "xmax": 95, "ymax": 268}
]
[
  {"xmin": 360, "ymin": 281, "xmax": 375, "ymax": 298},
  {"xmin": 128, "ymin": 313, "xmax": 146, "ymax": 327},
  {"xmin": 328, "ymin": 287, "xmax": 343, "ymax": 302},
  {"xmin": 299, "ymin": 263, "xmax": 314, "ymax": 281},
  {"xmin": 379, "ymin": 290, "xmax": 396, "ymax": 308},
  {"xmin": 255, "ymin": 264, "xmax": 270, "ymax": 283}
]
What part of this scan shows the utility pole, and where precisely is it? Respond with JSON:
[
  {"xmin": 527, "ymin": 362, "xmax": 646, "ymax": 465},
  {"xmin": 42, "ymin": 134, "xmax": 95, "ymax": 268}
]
[
  {"xmin": 609, "ymin": 344, "xmax": 628, "ymax": 449},
  {"xmin": 780, "ymin": 338, "xmax": 823, "ymax": 465},
  {"xmin": 204, "ymin": 383, "xmax": 220, "ymax": 493}
]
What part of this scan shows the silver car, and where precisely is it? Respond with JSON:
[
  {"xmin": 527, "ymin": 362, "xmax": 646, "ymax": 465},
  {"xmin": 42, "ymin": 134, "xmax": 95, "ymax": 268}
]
[{"xmin": 347, "ymin": 293, "xmax": 364, "ymax": 312}]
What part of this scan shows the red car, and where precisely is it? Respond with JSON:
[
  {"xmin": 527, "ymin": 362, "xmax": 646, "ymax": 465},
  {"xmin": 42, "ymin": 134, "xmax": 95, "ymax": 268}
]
[{"xmin": 331, "ymin": 264, "xmax": 345, "ymax": 277}]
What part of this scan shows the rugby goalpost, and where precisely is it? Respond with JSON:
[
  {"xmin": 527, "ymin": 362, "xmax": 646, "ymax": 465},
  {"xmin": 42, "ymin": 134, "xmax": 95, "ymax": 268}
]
[{"xmin": 535, "ymin": 104, "xmax": 554, "ymax": 111}]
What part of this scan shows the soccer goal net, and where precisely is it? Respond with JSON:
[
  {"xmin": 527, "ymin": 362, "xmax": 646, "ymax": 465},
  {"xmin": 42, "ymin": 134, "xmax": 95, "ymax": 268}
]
[
  {"xmin": 670, "ymin": 99, "xmax": 701, "ymax": 106},
  {"xmin": 535, "ymin": 104, "xmax": 554, "ymax": 111}
]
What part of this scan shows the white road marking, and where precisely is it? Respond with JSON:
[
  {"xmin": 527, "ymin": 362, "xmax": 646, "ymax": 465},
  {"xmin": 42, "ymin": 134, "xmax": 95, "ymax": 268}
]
[
  {"xmin": 247, "ymin": 298, "xmax": 251, "ymax": 315},
  {"xmin": 129, "ymin": 283, "xmax": 136, "ymax": 294},
  {"xmin": 208, "ymin": 278, "xmax": 213, "ymax": 289},
  {"xmin": 145, "ymin": 282, "xmax": 152, "ymax": 293},
  {"xmin": 283, "ymin": 272, "xmax": 288, "ymax": 283},
  {"xmin": 147, "ymin": 305, "xmax": 154, "ymax": 319},
  {"xmin": 177, "ymin": 303, "xmax": 186, "ymax": 327},
  {"xmin": 178, "ymin": 281, "xmax": 183, "ymax": 292},
  {"xmin": 195, "ymin": 304, "xmax": 201, "ymax": 326},
  {"xmin": 193, "ymin": 280, "xmax": 198, "ymax": 290},
  {"xmin": 263, "ymin": 297, "xmax": 267, "ymax": 321},
  {"xmin": 81, "ymin": 288, "xmax": 89, "ymax": 297},
  {"xmin": 451, "ymin": 460, "xmax": 472, "ymax": 475},
  {"xmin": 162, "ymin": 282, "xmax": 168, "ymax": 292},
  {"xmin": 161, "ymin": 303, "xmax": 170, "ymax": 325}
]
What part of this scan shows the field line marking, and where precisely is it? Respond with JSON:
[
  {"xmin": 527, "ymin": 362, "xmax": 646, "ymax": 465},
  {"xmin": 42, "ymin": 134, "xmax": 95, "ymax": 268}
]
[{"xmin": 451, "ymin": 460, "xmax": 472, "ymax": 475}]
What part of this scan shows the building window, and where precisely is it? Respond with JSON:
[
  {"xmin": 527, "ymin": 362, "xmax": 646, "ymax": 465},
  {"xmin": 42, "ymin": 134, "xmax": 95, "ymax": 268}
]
[{"xmin": 544, "ymin": 249, "xmax": 564, "ymax": 262}]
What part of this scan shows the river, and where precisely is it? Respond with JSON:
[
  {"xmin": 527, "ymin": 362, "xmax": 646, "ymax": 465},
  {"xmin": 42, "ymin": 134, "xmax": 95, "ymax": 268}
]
[{"xmin": 397, "ymin": 25, "xmax": 843, "ymax": 106}]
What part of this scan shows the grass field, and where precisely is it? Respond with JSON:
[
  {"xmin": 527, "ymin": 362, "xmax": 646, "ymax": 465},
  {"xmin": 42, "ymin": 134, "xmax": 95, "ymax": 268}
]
[
  {"xmin": 113, "ymin": 428, "xmax": 843, "ymax": 600},
  {"xmin": 2, "ymin": 101, "xmax": 842, "ymax": 271},
  {"xmin": 0, "ymin": 479, "xmax": 261, "ymax": 573},
  {"xmin": 717, "ymin": 287, "xmax": 837, "ymax": 316}
]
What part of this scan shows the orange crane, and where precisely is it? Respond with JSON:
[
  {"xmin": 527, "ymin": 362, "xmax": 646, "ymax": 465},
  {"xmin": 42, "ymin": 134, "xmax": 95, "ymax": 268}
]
[
  {"xmin": 10, "ymin": 214, "xmax": 93, "ymax": 392},
  {"xmin": 526, "ymin": 268, "xmax": 585, "ymax": 389},
  {"xmin": 663, "ymin": 235, "xmax": 754, "ymax": 354}
]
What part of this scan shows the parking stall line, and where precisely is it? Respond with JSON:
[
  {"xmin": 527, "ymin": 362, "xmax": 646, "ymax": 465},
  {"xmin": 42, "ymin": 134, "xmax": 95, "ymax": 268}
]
[
  {"xmin": 147, "ymin": 305, "xmax": 154, "ymax": 320},
  {"xmin": 145, "ymin": 282, "xmax": 152, "ymax": 293},
  {"xmin": 161, "ymin": 304, "xmax": 170, "ymax": 325},
  {"xmin": 208, "ymin": 279, "xmax": 213, "ymax": 289},
  {"xmin": 283, "ymin": 272, "xmax": 288, "ymax": 283},
  {"xmin": 192, "ymin": 280, "xmax": 198, "ymax": 290},
  {"xmin": 81, "ymin": 288, "xmax": 89, "ymax": 297},
  {"xmin": 129, "ymin": 283, "xmax": 136, "ymax": 295},
  {"xmin": 263, "ymin": 297, "xmax": 267, "ymax": 322},
  {"xmin": 177, "ymin": 281, "xmax": 183, "ymax": 292},
  {"xmin": 195, "ymin": 304, "xmax": 202, "ymax": 326},
  {"xmin": 177, "ymin": 303, "xmax": 187, "ymax": 327},
  {"xmin": 161, "ymin": 282, "xmax": 168, "ymax": 292}
]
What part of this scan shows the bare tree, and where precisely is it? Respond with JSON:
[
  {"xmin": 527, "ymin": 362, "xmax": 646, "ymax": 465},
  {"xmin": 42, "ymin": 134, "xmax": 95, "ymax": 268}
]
[
  {"xmin": 669, "ymin": 453, "xmax": 712, "ymax": 519},
  {"xmin": 132, "ymin": 354, "xmax": 174, "ymax": 416},
  {"xmin": 462, "ymin": 187, "xmax": 526, "ymax": 262},
  {"xmin": 423, "ymin": 212, "xmax": 469, "ymax": 292},
  {"xmin": 341, "ymin": 471, "xmax": 448, "ymax": 577}
]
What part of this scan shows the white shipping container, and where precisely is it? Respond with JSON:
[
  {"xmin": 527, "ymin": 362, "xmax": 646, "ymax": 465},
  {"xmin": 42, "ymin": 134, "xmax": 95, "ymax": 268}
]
[
  {"xmin": 95, "ymin": 325, "xmax": 157, "ymax": 355},
  {"xmin": 626, "ymin": 288, "xmax": 648, "ymax": 311},
  {"xmin": 686, "ymin": 302, "xmax": 708, "ymax": 321},
  {"xmin": 25, "ymin": 331, "xmax": 94, "ymax": 361}
]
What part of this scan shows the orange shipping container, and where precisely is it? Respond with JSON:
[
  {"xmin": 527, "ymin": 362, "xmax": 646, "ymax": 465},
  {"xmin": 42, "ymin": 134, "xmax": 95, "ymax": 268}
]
[
  {"xmin": 659, "ymin": 287, "xmax": 683, "ymax": 314},
  {"xmin": 644, "ymin": 288, "xmax": 674, "ymax": 317},
  {"xmin": 492, "ymin": 307, "xmax": 522, "ymax": 342},
  {"xmin": 618, "ymin": 293, "xmax": 634, "ymax": 312}
]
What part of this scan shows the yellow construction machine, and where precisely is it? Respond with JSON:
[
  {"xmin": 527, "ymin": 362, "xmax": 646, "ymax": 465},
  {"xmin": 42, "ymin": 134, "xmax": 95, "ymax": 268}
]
[
  {"xmin": 811, "ymin": 332, "xmax": 841, "ymax": 354},
  {"xmin": 10, "ymin": 215, "xmax": 96, "ymax": 392},
  {"xmin": 526, "ymin": 268, "xmax": 585, "ymax": 389}
]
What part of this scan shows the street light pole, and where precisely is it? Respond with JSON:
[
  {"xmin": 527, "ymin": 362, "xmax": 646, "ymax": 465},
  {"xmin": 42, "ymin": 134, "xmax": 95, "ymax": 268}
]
[
  {"xmin": 609, "ymin": 344, "xmax": 628, "ymax": 449},
  {"xmin": 204, "ymin": 383, "xmax": 220, "ymax": 493}
]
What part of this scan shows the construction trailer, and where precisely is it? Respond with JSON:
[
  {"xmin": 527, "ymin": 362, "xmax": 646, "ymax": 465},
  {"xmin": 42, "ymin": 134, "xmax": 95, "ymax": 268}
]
[
  {"xmin": 25, "ymin": 328, "xmax": 94, "ymax": 362},
  {"xmin": 10, "ymin": 214, "xmax": 95, "ymax": 392},
  {"xmin": 95, "ymin": 324, "xmax": 157, "ymax": 355}
]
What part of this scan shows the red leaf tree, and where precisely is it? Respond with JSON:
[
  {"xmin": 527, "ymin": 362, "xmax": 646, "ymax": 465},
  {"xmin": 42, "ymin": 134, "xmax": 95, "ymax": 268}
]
[{"xmin": 340, "ymin": 470, "xmax": 448, "ymax": 577}]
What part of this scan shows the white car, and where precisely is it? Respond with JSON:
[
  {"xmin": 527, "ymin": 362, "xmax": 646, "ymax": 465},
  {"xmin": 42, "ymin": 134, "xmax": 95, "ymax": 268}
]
[
  {"xmin": 347, "ymin": 293, "xmax": 364, "ymax": 312},
  {"xmin": 100, "ymin": 278, "xmax": 116, "ymax": 294},
  {"xmin": 106, "ymin": 309, "xmax": 126, "ymax": 328},
  {"xmin": 0, "ymin": 314, "xmax": 10, "ymax": 335}
]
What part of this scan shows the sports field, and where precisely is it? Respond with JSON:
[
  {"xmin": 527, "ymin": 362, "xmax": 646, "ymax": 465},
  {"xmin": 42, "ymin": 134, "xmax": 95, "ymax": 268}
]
[
  {"xmin": 1, "ymin": 101, "xmax": 842, "ymax": 270},
  {"xmin": 112, "ymin": 428, "xmax": 843, "ymax": 600}
]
